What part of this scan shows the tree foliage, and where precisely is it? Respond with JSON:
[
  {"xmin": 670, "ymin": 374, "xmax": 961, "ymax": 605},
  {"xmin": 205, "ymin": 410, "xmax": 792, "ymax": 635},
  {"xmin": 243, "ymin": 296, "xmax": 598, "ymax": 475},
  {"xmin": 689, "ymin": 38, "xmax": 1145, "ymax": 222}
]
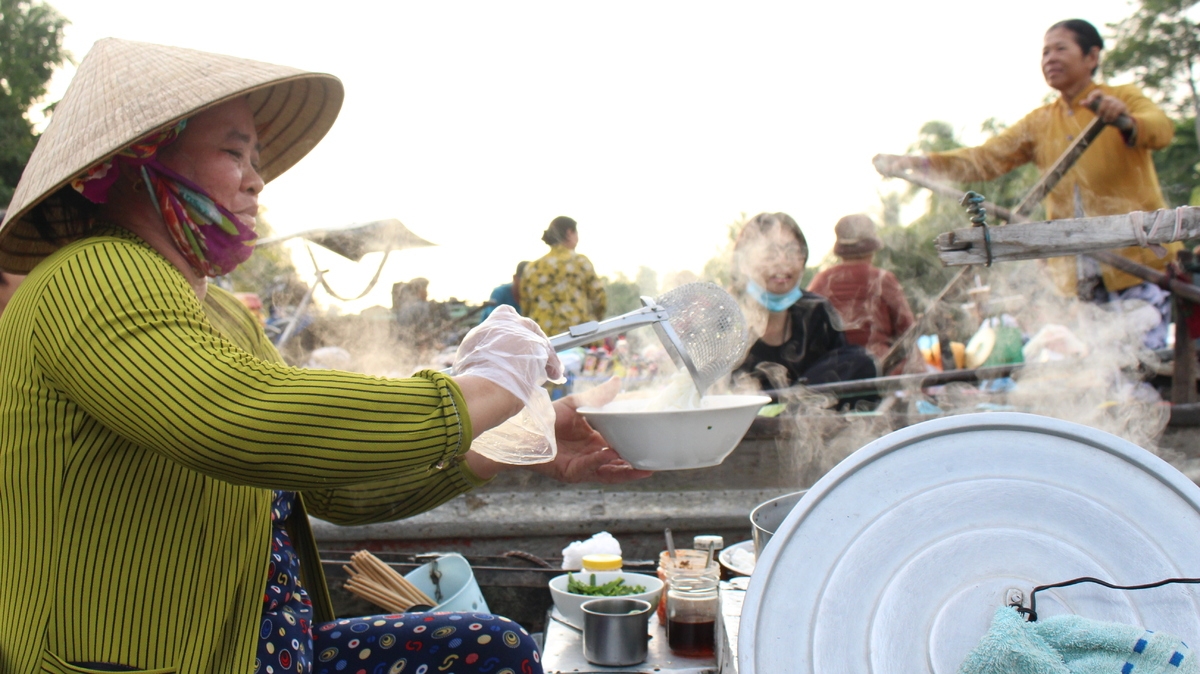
[
  {"xmin": 225, "ymin": 211, "xmax": 302, "ymax": 299},
  {"xmin": 602, "ymin": 272, "xmax": 642, "ymax": 318},
  {"xmin": 1104, "ymin": 0, "xmax": 1200, "ymax": 146},
  {"xmin": 0, "ymin": 0, "xmax": 69, "ymax": 207},
  {"xmin": 1155, "ymin": 117, "xmax": 1200, "ymax": 206}
]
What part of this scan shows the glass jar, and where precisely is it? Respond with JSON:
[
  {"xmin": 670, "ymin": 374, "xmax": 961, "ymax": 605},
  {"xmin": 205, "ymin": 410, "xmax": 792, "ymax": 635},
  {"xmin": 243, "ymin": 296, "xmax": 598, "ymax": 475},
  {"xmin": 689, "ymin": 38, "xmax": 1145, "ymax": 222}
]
[
  {"xmin": 662, "ymin": 549, "xmax": 705, "ymax": 618},
  {"xmin": 666, "ymin": 574, "xmax": 718, "ymax": 657},
  {"xmin": 656, "ymin": 549, "xmax": 713, "ymax": 622}
]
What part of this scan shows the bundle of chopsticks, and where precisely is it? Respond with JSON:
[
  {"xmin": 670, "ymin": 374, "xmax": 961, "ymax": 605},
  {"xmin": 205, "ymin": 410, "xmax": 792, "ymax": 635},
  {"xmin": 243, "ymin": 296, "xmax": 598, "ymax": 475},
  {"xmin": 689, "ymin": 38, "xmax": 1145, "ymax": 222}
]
[{"xmin": 343, "ymin": 550, "xmax": 436, "ymax": 613}]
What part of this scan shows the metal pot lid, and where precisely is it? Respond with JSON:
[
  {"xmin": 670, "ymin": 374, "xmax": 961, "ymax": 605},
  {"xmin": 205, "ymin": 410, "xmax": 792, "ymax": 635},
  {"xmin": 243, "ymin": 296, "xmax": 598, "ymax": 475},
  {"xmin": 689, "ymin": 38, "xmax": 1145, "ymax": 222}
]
[{"xmin": 738, "ymin": 412, "xmax": 1200, "ymax": 674}]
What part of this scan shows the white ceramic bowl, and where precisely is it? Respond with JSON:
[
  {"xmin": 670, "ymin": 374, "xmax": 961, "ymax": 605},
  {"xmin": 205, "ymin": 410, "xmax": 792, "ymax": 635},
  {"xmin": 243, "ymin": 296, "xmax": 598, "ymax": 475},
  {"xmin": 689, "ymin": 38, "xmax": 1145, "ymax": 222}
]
[
  {"xmin": 578, "ymin": 394, "xmax": 771, "ymax": 471},
  {"xmin": 719, "ymin": 539, "xmax": 757, "ymax": 577},
  {"xmin": 549, "ymin": 571, "xmax": 663, "ymax": 629}
]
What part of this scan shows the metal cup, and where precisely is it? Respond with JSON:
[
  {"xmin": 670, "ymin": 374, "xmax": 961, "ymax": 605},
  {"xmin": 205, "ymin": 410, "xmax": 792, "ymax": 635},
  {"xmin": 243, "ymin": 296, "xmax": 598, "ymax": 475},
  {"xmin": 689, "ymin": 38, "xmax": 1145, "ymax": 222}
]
[{"xmin": 581, "ymin": 598, "xmax": 652, "ymax": 666}]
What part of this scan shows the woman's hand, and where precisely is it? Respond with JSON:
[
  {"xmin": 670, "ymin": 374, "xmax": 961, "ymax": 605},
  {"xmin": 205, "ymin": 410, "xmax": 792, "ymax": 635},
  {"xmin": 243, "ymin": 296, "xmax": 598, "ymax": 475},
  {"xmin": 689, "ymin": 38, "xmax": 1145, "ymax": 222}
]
[
  {"xmin": 466, "ymin": 378, "xmax": 653, "ymax": 483},
  {"xmin": 1080, "ymin": 90, "xmax": 1130, "ymax": 124},
  {"xmin": 453, "ymin": 305, "xmax": 563, "ymax": 436},
  {"xmin": 527, "ymin": 378, "xmax": 655, "ymax": 484},
  {"xmin": 872, "ymin": 154, "xmax": 926, "ymax": 176}
]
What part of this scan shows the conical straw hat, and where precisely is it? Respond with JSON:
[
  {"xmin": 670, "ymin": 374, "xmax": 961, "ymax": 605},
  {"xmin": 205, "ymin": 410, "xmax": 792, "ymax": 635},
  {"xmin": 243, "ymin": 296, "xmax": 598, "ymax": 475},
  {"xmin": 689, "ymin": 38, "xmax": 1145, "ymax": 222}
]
[{"xmin": 0, "ymin": 38, "xmax": 344, "ymax": 273}]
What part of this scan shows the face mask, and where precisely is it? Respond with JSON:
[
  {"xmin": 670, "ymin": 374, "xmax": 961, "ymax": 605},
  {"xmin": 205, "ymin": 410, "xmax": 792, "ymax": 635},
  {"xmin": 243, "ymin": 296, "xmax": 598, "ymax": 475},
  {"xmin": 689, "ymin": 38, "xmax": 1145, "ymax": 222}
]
[
  {"xmin": 746, "ymin": 279, "xmax": 802, "ymax": 312},
  {"xmin": 71, "ymin": 119, "xmax": 258, "ymax": 278}
]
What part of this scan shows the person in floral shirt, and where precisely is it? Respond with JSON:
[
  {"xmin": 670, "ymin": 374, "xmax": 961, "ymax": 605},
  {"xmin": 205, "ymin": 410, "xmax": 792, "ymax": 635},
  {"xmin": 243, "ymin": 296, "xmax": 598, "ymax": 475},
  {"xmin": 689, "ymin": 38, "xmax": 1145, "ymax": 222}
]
[{"xmin": 522, "ymin": 216, "xmax": 607, "ymax": 337}]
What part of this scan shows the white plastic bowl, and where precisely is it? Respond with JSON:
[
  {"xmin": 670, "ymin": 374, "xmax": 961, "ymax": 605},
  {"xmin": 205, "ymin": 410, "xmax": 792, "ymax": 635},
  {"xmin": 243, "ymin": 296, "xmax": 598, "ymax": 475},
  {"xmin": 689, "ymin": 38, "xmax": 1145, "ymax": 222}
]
[
  {"xmin": 578, "ymin": 394, "xmax": 771, "ymax": 470},
  {"xmin": 549, "ymin": 571, "xmax": 663, "ymax": 629},
  {"xmin": 403, "ymin": 553, "xmax": 488, "ymax": 613}
]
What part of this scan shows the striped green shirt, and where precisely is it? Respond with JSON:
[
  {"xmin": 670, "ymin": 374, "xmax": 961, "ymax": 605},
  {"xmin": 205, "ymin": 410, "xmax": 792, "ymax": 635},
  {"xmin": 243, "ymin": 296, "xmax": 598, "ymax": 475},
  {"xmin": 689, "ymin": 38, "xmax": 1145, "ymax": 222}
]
[{"xmin": 0, "ymin": 227, "xmax": 485, "ymax": 673}]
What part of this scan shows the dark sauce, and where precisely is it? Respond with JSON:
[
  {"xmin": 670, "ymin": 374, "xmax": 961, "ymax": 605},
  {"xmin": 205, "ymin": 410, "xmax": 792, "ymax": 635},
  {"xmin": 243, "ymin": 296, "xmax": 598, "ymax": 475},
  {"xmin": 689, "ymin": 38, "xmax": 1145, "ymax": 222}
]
[{"xmin": 667, "ymin": 617, "xmax": 714, "ymax": 657}]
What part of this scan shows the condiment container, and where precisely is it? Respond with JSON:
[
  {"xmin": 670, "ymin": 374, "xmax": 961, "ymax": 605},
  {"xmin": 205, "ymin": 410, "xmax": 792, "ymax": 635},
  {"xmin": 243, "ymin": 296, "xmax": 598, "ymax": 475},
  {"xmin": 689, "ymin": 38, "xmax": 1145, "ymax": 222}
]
[
  {"xmin": 582, "ymin": 598, "xmax": 653, "ymax": 666},
  {"xmin": 656, "ymin": 549, "xmax": 716, "ymax": 622},
  {"xmin": 581, "ymin": 553, "xmax": 623, "ymax": 572},
  {"xmin": 693, "ymin": 535, "xmax": 725, "ymax": 555},
  {"xmin": 693, "ymin": 535, "xmax": 725, "ymax": 577},
  {"xmin": 666, "ymin": 574, "xmax": 718, "ymax": 657}
]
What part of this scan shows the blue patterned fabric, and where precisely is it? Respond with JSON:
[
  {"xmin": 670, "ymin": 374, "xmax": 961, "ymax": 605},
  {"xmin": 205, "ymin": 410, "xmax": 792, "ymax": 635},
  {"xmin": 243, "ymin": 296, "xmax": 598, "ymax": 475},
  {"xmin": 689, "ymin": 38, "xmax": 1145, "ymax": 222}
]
[
  {"xmin": 258, "ymin": 491, "xmax": 316, "ymax": 673},
  {"xmin": 313, "ymin": 613, "xmax": 542, "ymax": 674},
  {"xmin": 258, "ymin": 492, "xmax": 543, "ymax": 674}
]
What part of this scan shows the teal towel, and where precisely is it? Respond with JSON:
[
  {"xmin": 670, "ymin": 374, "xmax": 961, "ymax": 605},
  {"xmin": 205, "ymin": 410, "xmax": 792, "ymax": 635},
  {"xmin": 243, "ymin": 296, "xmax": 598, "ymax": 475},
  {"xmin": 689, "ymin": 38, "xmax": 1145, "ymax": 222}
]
[{"xmin": 959, "ymin": 606, "xmax": 1197, "ymax": 674}]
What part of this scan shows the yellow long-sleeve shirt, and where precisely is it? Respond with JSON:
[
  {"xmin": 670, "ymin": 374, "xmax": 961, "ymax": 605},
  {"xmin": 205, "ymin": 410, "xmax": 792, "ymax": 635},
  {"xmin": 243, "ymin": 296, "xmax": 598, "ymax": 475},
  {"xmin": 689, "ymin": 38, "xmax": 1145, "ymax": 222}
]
[
  {"xmin": 928, "ymin": 82, "xmax": 1177, "ymax": 294},
  {"xmin": 0, "ymin": 227, "xmax": 487, "ymax": 673}
]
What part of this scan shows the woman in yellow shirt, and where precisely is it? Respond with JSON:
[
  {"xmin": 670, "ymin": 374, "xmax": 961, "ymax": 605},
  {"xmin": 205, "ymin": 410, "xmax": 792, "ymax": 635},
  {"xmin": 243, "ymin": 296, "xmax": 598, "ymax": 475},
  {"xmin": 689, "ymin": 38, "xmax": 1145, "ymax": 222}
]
[
  {"xmin": 522, "ymin": 216, "xmax": 608, "ymax": 337},
  {"xmin": 0, "ymin": 39, "xmax": 647, "ymax": 674},
  {"xmin": 874, "ymin": 19, "xmax": 1177, "ymax": 348}
]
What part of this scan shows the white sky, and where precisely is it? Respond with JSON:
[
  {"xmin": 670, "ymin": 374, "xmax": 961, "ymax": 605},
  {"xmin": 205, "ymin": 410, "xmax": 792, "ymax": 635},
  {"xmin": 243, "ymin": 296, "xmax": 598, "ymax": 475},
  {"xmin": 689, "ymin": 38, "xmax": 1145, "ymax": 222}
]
[{"xmin": 39, "ymin": 0, "xmax": 1139, "ymax": 312}]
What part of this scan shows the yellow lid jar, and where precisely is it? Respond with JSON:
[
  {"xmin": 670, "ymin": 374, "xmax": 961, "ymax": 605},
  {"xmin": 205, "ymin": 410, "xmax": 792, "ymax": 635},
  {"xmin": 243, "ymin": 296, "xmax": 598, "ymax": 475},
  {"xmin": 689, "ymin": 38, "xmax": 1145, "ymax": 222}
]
[{"xmin": 581, "ymin": 553, "xmax": 623, "ymax": 572}]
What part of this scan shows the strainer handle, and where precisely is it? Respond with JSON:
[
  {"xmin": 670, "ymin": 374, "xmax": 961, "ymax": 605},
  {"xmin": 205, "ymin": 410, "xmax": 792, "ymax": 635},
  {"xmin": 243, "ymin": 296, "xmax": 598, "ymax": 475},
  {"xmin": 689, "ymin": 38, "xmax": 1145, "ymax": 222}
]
[
  {"xmin": 438, "ymin": 305, "xmax": 670, "ymax": 375},
  {"xmin": 547, "ymin": 305, "xmax": 670, "ymax": 351}
]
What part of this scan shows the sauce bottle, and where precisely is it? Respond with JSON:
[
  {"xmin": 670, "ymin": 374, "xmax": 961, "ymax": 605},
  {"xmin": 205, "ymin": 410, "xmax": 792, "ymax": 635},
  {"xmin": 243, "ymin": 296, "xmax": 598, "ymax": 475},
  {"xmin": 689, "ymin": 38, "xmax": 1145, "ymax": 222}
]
[{"xmin": 666, "ymin": 574, "xmax": 718, "ymax": 657}]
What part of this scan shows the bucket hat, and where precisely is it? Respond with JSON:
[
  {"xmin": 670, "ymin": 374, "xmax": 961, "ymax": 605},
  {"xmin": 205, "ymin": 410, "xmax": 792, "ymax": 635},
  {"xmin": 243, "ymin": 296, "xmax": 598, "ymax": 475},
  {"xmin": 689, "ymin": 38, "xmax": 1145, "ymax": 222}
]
[
  {"xmin": 0, "ymin": 38, "xmax": 343, "ymax": 273},
  {"xmin": 832, "ymin": 213, "xmax": 883, "ymax": 258}
]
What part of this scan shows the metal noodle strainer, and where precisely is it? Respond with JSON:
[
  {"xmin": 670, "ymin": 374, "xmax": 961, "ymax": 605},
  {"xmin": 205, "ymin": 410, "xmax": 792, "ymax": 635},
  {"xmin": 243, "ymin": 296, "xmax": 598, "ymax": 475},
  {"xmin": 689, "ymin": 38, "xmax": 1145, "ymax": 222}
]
[{"xmin": 548, "ymin": 282, "xmax": 749, "ymax": 394}]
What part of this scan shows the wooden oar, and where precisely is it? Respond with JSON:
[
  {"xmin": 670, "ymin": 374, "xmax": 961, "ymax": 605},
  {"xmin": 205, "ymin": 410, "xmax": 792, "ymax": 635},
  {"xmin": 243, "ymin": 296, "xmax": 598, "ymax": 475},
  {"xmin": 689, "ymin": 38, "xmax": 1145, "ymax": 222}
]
[
  {"xmin": 878, "ymin": 265, "xmax": 970, "ymax": 374},
  {"xmin": 762, "ymin": 363, "xmax": 1025, "ymax": 401},
  {"xmin": 1011, "ymin": 104, "xmax": 1133, "ymax": 219}
]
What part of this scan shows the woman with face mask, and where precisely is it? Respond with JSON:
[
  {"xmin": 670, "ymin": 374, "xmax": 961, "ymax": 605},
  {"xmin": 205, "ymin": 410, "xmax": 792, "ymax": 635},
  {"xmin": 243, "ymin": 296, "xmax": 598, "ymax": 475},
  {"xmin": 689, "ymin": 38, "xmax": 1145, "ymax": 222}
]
[
  {"xmin": 873, "ymin": 18, "xmax": 1177, "ymax": 349},
  {"xmin": 731, "ymin": 212, "xmax": 878, "ymax": 390},
  {"xmin": 0, "ymin": 39, "xmax": 648, "ymax": 674}
]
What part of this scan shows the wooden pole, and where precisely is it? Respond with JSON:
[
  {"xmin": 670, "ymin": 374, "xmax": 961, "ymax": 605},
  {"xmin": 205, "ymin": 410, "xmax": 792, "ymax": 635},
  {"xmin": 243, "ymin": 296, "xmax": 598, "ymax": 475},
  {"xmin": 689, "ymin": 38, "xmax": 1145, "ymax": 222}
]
[
  {"xmin": 1086, "ymin": 250, "xmax": 1200, "ymax": 305},
  {"xmin": 878, "ymin": 266, "xmax": 971, "ymax": 374},
  {"xmin": 1011, "ymin": 117, "xmax": 1106, "ymax": 218},
  {"xmin": 935, "ymin": 208, "xmax": 1200, "ymax": 266},
  {"xmin": 1173, "ymin": 297, "xmax": 1197, "ymax": 405},
  {"xmin": 763, "ymin": 363, "xmax": 1024, "ymax": 400},
  {"xmin": 880, "ymin": 173, "xmax": 1200, "ymax": 302},
  {"xmin": 878, "ymin": 168, "xmax": 1015, "ymax": 221}
]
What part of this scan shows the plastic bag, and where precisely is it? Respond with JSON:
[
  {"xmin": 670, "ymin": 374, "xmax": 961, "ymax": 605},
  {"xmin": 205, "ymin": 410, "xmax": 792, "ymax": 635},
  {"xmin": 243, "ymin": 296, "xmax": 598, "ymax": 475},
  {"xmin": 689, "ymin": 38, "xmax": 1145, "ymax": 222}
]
[{"xmin": 562, "ymin": 531, "xmax": 623, "ymax": 571}]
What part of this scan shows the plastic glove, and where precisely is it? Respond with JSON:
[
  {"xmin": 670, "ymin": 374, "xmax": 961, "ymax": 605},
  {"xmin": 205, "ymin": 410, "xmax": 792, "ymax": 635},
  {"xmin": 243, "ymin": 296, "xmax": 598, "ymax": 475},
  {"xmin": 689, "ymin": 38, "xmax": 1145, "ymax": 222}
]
[
  {"xmin": 469, "ymin": 402, "xmax": 557, "ymax": 465},
  {"xmin": 454, "ymin": 305, "xmax": 565, "ymax": 465},
  {"xmin": 453, "ymin": 305, "xmax": 563, "ymax": 401}
]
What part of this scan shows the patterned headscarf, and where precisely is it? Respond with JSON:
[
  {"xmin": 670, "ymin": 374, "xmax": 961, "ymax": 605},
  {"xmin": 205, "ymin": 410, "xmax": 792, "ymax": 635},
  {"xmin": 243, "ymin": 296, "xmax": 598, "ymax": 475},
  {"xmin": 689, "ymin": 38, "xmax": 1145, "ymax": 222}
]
[{"xmin": 71, "ymin": 120, "xmax": 258, "ymax": 277}]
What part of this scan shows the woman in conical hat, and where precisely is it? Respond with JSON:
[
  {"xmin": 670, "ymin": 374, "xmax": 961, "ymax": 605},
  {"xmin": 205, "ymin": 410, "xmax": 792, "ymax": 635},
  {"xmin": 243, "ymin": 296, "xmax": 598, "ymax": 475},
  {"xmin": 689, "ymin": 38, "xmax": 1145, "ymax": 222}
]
[{"xmin": 0, "ymin": 39, "xmax": 647, "ymax": 673}]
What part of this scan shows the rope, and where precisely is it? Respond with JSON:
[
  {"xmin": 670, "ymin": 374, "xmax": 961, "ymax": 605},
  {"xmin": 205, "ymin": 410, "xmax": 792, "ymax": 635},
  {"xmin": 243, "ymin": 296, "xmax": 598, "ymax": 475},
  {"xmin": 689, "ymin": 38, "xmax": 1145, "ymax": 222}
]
[
  {"xmin": 306, "ymin": 243, "xmax": 395, "ymax": 302},
  {"xmin": 1128, "ymin": 208, "xmax": 1193, "ymax": 258},
  {"xmin": 1130, "ymin": 207, "xmax": 1192, "ymax": 249},
  {"xmin": 1131, "ymin": 211, "xmax": 1148, "ymax": 248},
  {"xmin": 960, "ymin": 191, "xmax": 993, "ymax": 267},
  {"xmin": 501, "ymin": 550, "xmax": 555, "ymax": 569}
]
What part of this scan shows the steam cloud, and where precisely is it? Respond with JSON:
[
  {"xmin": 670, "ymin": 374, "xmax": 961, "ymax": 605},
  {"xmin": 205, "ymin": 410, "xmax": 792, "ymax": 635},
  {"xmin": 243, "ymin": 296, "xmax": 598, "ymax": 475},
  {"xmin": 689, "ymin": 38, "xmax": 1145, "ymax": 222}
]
[{"xmin": 283, "ymin": 254, "xmax": 1179, "ymax": 488}]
